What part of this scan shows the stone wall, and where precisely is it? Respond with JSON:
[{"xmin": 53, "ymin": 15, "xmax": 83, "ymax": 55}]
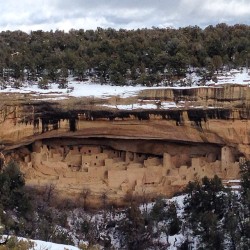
[{"xmin": 13, "ymin": 140, "xmax": 241, "ymax": 203}]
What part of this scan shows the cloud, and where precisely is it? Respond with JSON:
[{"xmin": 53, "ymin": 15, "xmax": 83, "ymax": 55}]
[{"xmin": 0, "ymin": 0, "xmax": 250, "ymax": 32}]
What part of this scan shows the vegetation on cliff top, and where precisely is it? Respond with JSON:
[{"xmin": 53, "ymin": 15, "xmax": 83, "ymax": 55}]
[{"xmin": 0, "ymin": 23, "xmax": 250, "ymax": 87}]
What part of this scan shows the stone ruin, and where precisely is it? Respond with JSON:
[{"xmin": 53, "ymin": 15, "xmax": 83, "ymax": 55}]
[{"xmin": 10, "ymin": 140, "xmax": 241, "ymax": 203}]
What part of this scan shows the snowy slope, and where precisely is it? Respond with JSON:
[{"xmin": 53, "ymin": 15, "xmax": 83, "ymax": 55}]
[
  {"xmin": 0, "ymin": 68, "xmax": 250, "ymax": 99},
  {"xmin": 32, "ymin": 239, "xmax": 81, "ymax": 250}
]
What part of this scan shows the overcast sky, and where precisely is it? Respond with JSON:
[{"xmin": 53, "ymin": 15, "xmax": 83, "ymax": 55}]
[{"xmin": 1, "ymin": 0, "xmax": 250, "ymax": 32}]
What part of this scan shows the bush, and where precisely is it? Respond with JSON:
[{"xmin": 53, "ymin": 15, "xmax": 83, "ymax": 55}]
[
  {"xmin": 50, "ymin": 229, "xmax": 74, "ymax": 245},
  {"xmin": 119, "ymin": 203, "xmax": 153, "ymax": 250},
  {"xmin": 0, "ymin": 236, "xmax": 34, "ymax": 250},
  {"xmin": 150, "ymin": 197, "xmax": 167, "ymax": 222},
  {"xmin": 0, "ymin": 161, "xmax": 31, "ymax": 215},
  {"xmin": 38, "ymin": 78, "xmax": 49, "ymax": 89},
  {"xmin": 58, "ymin": 79, "xmax": 68, "ymax": 89}
]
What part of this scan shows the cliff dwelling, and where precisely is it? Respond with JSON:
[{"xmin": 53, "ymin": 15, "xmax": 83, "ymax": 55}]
[
  {"xmin": 1, "ymin": 85, "xmax": 250, "ymax": 204},
  {"xmin": 7, "ymin": 138, "xmax": 241, "ymax": 203}
]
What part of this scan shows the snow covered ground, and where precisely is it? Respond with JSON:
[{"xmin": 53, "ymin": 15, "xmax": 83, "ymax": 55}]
[
  {"xmin": 211, "ymin": 69, "xmax": 250, "ymax": 85},
  {"xmin": 1, "ymin": 236, "xmax": 82, "ymax": 250},
  {"xmin": 31, "ymin": 239, "xmax": 81, "ymax": 250},
  {"xmin": 1, "ymin": 68, "xmax": 250, "ymax": 100},
  {"xmin": 0, "ymin": 80, "xmax": 160, "ymax": 99}
]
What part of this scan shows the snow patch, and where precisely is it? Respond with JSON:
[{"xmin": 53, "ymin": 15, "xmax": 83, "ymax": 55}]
[{"xmin": 1, "ymin": 236, "xmax": 82, "ymax": 250}]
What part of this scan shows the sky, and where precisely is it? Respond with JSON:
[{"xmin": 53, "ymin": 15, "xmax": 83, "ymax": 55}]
[{"xmin": 1, "ymin": 0, "xmax": 250, "ymax": 32}]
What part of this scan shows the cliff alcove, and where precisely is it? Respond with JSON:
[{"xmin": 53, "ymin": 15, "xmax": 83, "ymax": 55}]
[{"xmin": 0, "ymin": 85, "xmax": 250, "ymax": 204}]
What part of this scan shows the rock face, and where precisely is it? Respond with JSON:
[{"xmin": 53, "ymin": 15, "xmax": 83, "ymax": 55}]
[{"xmin": 1, "ymin": 85, "xmax": 250, "ymax": 204}]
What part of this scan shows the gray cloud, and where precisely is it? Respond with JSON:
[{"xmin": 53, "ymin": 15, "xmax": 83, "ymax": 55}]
[{"xmin": 0, "ymin": 0, "xmax": 250, "ymax": 32}]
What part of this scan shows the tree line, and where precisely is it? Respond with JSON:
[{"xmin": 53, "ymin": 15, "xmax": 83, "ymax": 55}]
[{"xmin": 0, "ymin": 23, "xmax": 250, "ymax": 87}]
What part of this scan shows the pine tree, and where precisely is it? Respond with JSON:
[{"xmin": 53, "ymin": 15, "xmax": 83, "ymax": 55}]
[{"xmin": 184, "ymin": 175, "xmax": 227, "ymax": 249}]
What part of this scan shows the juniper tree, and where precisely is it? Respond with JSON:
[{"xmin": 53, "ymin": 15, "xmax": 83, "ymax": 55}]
[{"xmin": 184, "ymin": 175, "xmax": 227, "ymax": 250}]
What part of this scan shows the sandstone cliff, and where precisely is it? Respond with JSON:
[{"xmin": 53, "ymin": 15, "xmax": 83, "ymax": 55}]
[{"xmin": 0, "ymin": 85, "xmax": 249, "ymax": 205}]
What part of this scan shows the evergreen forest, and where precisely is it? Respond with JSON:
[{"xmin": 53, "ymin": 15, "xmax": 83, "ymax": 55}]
[{"xmin": 0, "ymin": 23, "xmax": 250, "ymax": 86}]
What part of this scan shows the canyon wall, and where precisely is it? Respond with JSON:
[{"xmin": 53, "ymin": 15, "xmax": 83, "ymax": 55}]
[{"xmin": 0, "ymin": 85, "xmax": 249, "ymax": 204}]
